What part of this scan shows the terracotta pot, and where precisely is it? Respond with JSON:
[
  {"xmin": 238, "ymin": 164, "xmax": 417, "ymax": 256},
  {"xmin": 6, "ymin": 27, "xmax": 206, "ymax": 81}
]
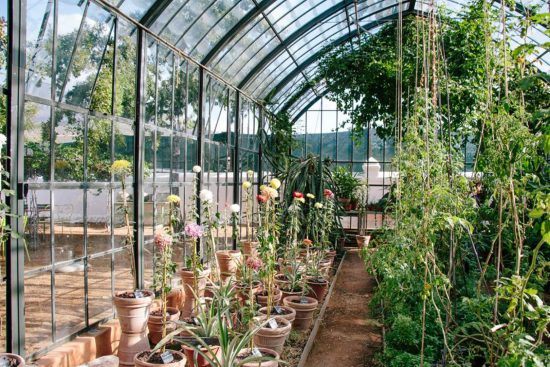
[
  {"xmin": 238, "ymin": 347, "xmax": 279, "ymax": 367},
  {"xmin": 253, "ymin": 316, "xmax": 291, "ymax": 354},
  {"xmin": 280, "ymin": 289, "xmax": 302, "ymax": 302},
  {"xmin": 256, "ymin": 287, "xmax": 282, "ymax": 308},
  {"xmin": 274, "ymin": 274, "xmax": 289, "ymax": 290},
  {"xmin": 356, "ymin": 235, "xmax": 371, "ymax": 249},
  {"xmin": 0, "ymin": 353, "xmax": 25, "ymax": 366},
  {"xmin": 283, "ymin": 296, "xmax": 318, "ymax": 331},
  {"xmin": 215, "ymin": 250, "xmax": 242, "ymax": 282},
  {"xmin": 182, "ymin": 343, "xmax": 220, "ymax": 367},
  {"xmin": 324, "ymin": 250, "xmax": 336, "ymax": 266},
  {"xmin": 234, "ymin": 280, "xmax": 262, "ymax": 306},
  {"xmin": 257, "ymin": 306, "xmax": 296, "ymax": 325},
  {"xmin": 119, "ymin": 332, "xmax": 150, "ymax": 366},
  {"xmin": 180, "ymin": 268, "xmax": 211, "ymax": 317},
  {"xmin": 319, "ymin": 259, "xmax": 332, "ymax": 277},
  {"xmin": 134, "ymin": 350, "xmax": 186, "ymax": 367},
  {"xmin": 306, "ymin": 277, "xmax": 329, "ymax": 302},
  {"xmin": 166, "ymin": 288, "xmax": 185, "ymax": 314},
  {"xmin": 114, "ymin": 290, "xmax": 154, "ymax": 333},
  {"xmin": 148, "ymin": 307, "xmax": 181, "ymax": 345},
  {"xmin": 242, "ymin": 241, "xmax": 259, "ymax": 257}
]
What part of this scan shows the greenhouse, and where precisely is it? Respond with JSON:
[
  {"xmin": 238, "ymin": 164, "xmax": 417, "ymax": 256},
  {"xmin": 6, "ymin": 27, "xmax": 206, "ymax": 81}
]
[{"xmin": 0, "ymin": 0, "xmax": 548, "ymax": 366}]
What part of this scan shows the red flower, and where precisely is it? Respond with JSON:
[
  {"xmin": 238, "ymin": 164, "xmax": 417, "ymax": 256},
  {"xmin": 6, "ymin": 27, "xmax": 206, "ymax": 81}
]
[
  {"xmin": 246, "ymin": 257, "xmax": 263, "ymax": 271},
  {"xmin": 323, "ymin": 189, "xmax": 334, "ymax": 198},
  {"xmin": 256, "ymin": 194, "xmax": 268, "ymax": 203},
  {"xmin": 292, "ymin": 191, "xmax": 304, "ymax": 199}
]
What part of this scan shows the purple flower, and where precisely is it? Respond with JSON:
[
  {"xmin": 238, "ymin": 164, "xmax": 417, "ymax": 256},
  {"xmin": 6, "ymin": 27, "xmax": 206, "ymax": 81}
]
[
  {"xmin": 185, "ymin": 223, "xmax": 204, "ymax": 239},
  {"xmin": 154, "ymin": 231, "xmax": 173, "ymax": 251}
]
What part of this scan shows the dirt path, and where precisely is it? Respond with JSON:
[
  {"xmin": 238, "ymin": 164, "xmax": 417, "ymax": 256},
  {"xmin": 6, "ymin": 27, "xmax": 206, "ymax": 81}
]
[{"xmin": 304, "ymin": 249, "xmax": 382, "ymax": 367}]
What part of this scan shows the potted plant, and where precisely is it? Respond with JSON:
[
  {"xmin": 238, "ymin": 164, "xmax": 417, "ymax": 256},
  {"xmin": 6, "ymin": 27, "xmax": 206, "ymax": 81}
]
[
  {"xmin": 354, "ymin": 180, "xmax": 371, "ymax": 248},
  {"xmin": 241, "ymin": 170, "xmax": 258, "ymax": 257},
  {"xmin": 282, "ymin": 295, "xmax": 318, "ymax": 331},
  {"xmin": 252, "ymin": 316, "xmax": 291, "ymax": 354},
  {"xmin": 0, "ymin": 353, "xmax": 25, "ymax": 366},
  {"xmin": 148, "ymin": 227, "xmax": 180, "ymax": 345},
  {"xmin": 305, "ymin": 250, "xmax": 329, "ymax": 302},
  {"xmin": 332, "ymin": 166, "xmax": 359, "ymax": 211},
  {"xmin": 216, "ymin": 204, "xmax": 242, "ymax": 283}
]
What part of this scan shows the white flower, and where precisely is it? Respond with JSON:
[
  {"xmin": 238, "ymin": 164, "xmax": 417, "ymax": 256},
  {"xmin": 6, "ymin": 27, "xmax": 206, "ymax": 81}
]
[
  {"xmin": 314, "ymin": 202, "xmax": 324, "ymax": 209},
  {"xmin": 199, "ymin": 189, "xmax": 213, "ymax": 203},
  {"xmin": 230, "ymin": 204, "xmax": 240, "ymax": 213},
  {"xmin": 0, "ymin": 134, "xmax": 6, "ymax": 148},
  {"xmin": 192, "ymin": 165, "xmax": 201, "ymax": 173},
  {"xmin": 247, "ymin": 170, "xmax": 254, "ymax": 177}
]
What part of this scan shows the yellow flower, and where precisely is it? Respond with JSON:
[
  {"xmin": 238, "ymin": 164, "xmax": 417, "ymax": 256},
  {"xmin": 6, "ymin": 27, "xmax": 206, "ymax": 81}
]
[
  {"xmin": 306, "ymin": 193, "xmax": 315, "ymax": 199},
  {"xmin": 314, "ymin": 202, "xmax": 324, "ymax": 209},
  {"xmin": 269, "ymin": 178, "xmax": 281, "ymax": 189},
  {"xmin": 261, "ymin": 186, "xmax": 279, "ymax": 199},
  {"xmin": 167, "ymin": 195, "xmax": 181, "ymax": 204},
  {"xmin": 295, "ymin": 197, "xmax": 305, "ymax": 204},
  {"xmin": 259, "ymin": 184, "xmax": 267, "ymax": 192},
  {"xmin": 111, "ymin": 159, "xmax": 131, "ymax": 176},
  {"xmin": 242, "ymin": 181, "xmax": 252, "ymax": 189}
]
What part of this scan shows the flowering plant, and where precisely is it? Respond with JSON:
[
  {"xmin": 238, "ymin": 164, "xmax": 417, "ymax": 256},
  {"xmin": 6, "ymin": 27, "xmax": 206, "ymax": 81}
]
[
  {"xmin": 166, "ymin": 194, "xmax": 183, "ymax": 235},
  {"xmin": 199, "ymin": 189, "xmax": 221, "ymax": 279},
  {"xmin": 242, "ymin": 170, "xmax": 255, "ymax": 243},
  {"xmin": 111, "ymin": 159, "xmax": 135, "ymax": 283},
  {"xmin": 153, "ymin": 227, "xmax": 177, "ymax": 352}
]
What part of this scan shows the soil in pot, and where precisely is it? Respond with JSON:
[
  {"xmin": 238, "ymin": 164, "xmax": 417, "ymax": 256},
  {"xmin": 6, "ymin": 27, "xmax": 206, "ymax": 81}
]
[
  {"xmin": 306, "ymin": 277, "xmax": 329, "ymax": 302},
  {"xmin": 134, "ymin": 350, "xmax": 186, "ymax": 367},
  {"xmin": 253, "ymin": 316, "xmax": 291, "ymax": 354},
  {"xmin": 148, "ymin": 307, "xmax": 181, "ymax": 345},
  {"xmin": 237, "ymin": 347, "xmax": 279, "ymax": 367},
  {"xmin": 114, "ymin": 290, "xmax": 154, "ymax": 332},
  {"xmin": 283, "ymin": 296, "xmax": 318, "ymax": 331},
  {"xmin": 258, "ymin": 306, "xmax": 296, "ymax": 325},
  {"xmin": 256, "ymin": 287, "xmax": 282, "ymax": 307},
  {"xmin": 0, "ymin": 353, "xmax": 25, "ymax": 367}
]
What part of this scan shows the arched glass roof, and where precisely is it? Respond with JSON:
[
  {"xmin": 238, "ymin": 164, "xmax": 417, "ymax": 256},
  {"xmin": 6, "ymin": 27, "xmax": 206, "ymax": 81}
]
[{"xmin": 104, "ymin": 0, "xmax": 548, "ymax": 120}]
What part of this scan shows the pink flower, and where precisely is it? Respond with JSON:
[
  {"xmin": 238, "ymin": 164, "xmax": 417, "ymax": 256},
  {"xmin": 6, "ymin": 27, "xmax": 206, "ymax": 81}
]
[
  {"xmin": 246, "ymin": 257, "xmax": 263, "ymax": 271},
  {"xmin": 323, "ymin": 189, "xmax": 334, "ymax": 199},
  {"xmin": 185, "ymin": 223, "xmax": 204, "ymax": 239},
  {"xmin": 257, "ymin": 194, "xmax": 268, "ymax": 204},
  {"xmin": 154, "ymin": 231, "xmax": 173, "ymax": 251},
  {"xmin": 293, "ymin": 191, "xmax": 304, "ymax": 199}
]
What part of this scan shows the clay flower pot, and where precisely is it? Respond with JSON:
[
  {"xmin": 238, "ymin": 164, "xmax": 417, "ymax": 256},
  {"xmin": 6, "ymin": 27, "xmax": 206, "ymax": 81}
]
[
  {"xmin": 280, "ymin": 288, "xmax": 302, "ymax": 302},
  {"xmin": 274, "ymin": 274, "xmax": 289, "ymax": 290},
  {"xmin": 180, "ymin": 267, "xmax": 211, "ymax": 317},
  {"xmin": 283, "ymin": 296, "xmax": 318, "ymax": 331},
  {"xmin": 253, "ymin": 316, "xmax": 291, "ymax": 354},
  {"xmin": 324, "ymin": 250, "xmax": 337, "ymax": 266},
  {"xmin": 134, "ymin": 350, "xmax": 186, "ymax": 367},
  {"xmin": 234, "ymin": 280, "xmax": 262, "ymax": 306},
  {"xmin": 114, "ymin": 290, "xmax": 154, "ymax": 366},
  {"xmin": 0, "ymin": 353, "xmax": 25, "ymax": 366},
  {"xmin": 147, "ymin": 307, "xmax": 181, "ymax": 345},
  {"xmin": 237, "ymin": 347, "xmax": 279, "ymax": 367},
  {"xmin": 215, "ymin": 250, "xmax": 242, "ymax": 282},
  {"xmin": 258, "ymin": 306, "xmax": 296, "ymax": 325},
  {"xmin": 242, "ymin": 240, "xmax": 259, "ymax": 257},
  {"xmin": 306, "ymin": 277, "xmax": 329, "ymax": 302},
  {"xmin": 319, "ymin": 259, "xmax": 332, "ymax": 277},
  {"xmin": 166, "ymin": 288, "xmax": 185, "ymax": 313},
  {"xmin": 181, "ymin": 341, "xmax": 220, "ymax": 367},
  {"xmin": 256, "ymin": 287, "xmax": 282, "ymax": 307},
  {"xmin": 356, "ymin": 235, "xmax": 371, "ymax": 249}
]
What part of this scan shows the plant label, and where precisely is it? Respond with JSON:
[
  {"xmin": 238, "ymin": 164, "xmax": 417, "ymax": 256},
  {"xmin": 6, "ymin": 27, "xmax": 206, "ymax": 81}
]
[
  {"xmin": 193, "ymin": 317, "xmax": 200, "ymax": 325},
  {"xmin": 252, "ymin": 347, "xmax": 262, "ymax": 357},
  {"xmin": 268, "ymin": 318, "xmax": 278, "ymax": 329},
  {"xmin": 134, "ymin": 290, "xmax": 143, "ymax": 298},
  {"xmin": 300, "ymin": 297, "xmax": 308, "ymax": 304},
  {"xmin": 160, "ymin": 351, "xmax": 174, "ymax": 363},
  {"xmin": 274, "ymin": 306, "xmax": 282, "ymax": 314}
]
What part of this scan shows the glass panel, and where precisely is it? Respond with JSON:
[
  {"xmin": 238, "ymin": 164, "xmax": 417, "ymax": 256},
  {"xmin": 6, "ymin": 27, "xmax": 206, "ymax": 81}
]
[
  {"xmin": 88, "ymin": 254, "xmax": 113, "ymax": 324},
  {"xmin": 55, "ymin": 0, "xmax": 86, "ymax": 100},
  {"xmin": 118, "ymin": 0, "xmax": 157, "ymax": 21},
  {"xmin": 87, "ymin": 117, "xmax": 112, "ymax": 182},
  {"xmin": 157, "ymin": 46, "xmax": 174, "ymax": 129},
  {"xmin": 174, "ymin": 58, "xmax": 187, "ymax": 132},
  {"xmin": 116, "ymin": 19, "xmax": 137, "ymax": 119},
  {"xmin": 53, "ymin": 188, "xmax": 84, "ymax": 263},
  {"xmin": 61, "ymin": 2, "xmax": 114, "ymax": 108},
  {"xmin": 114, "ymin": 249, "xmax": 134, "ymax": 293},
  {"xmin": 24, "ymin": 102, "xmax": 51, "ymax": 182},
  {"xmin": 25, "ymin": 272, "xmax": 52, "ymax": 355},
  {"xmin": 55, "ymin": 260, "xmax": 85, "ymax": 339},
  {"xmin": 54, "ymin": 109, "xmax": 85, "ymax": 182},
  {"xmin": 270, "ymin": 0, "xmax": 340, "ymax": 38},
  {"xmin": 160, "ymin": 0, "xmax": 212, "ymax": 46},
  {"xmin": 88, "ymin": 189, "xmax": 112, "ymax": 255},
  {"xmin": 25, "ymin": 0, "xmax": 54, "ymax": 98}
]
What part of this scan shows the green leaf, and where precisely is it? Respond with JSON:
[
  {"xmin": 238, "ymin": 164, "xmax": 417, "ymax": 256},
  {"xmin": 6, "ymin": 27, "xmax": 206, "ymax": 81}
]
[{"xmin": 529, "ymin": 208, "xmax": 544, "ymax": 219}]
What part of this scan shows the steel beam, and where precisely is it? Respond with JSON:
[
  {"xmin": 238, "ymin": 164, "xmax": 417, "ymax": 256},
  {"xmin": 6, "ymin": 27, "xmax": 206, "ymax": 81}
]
[{"xmin": 232, "ymin": 91, "xmax": 241, "ymax": 250}]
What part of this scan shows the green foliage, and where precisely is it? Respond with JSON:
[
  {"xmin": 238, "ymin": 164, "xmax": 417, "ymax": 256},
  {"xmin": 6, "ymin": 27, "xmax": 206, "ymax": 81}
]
[{"xmin": 332, "ymin": 166, "xmax": 359, "ymax": 199}]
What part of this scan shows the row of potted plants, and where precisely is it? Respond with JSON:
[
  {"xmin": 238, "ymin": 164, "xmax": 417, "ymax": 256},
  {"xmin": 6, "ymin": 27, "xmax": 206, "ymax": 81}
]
[{"xmin": 113, "ymin": 168, "xmax": 340, "ymax": 366}]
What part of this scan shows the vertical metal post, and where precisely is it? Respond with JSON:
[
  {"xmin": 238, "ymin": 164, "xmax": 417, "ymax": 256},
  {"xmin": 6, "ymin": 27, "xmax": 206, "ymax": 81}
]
[
  {"xmin": 196, "ymin": 67, "xmax": 205, "ymax": 255},
  {"xmin": 133, "ymin": 27, "xmax": 146, "ymax": 290},
  {"xmin": 232, "ymin": 91, "xmax": 241, "ymax": 250},
  {"xmin": 258, "ymin": 105, "xmax": 264, "ymax": 187},
  {"xmin": 6, "ymin": 0, "xmax": 27, "ymax": 355}
]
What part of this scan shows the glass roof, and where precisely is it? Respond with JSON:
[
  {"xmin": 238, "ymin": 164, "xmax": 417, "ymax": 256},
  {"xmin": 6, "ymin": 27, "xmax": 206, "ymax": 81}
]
[{"xmin": 106, "ymin": 0, "xmax": 549, "ymax": 120}]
